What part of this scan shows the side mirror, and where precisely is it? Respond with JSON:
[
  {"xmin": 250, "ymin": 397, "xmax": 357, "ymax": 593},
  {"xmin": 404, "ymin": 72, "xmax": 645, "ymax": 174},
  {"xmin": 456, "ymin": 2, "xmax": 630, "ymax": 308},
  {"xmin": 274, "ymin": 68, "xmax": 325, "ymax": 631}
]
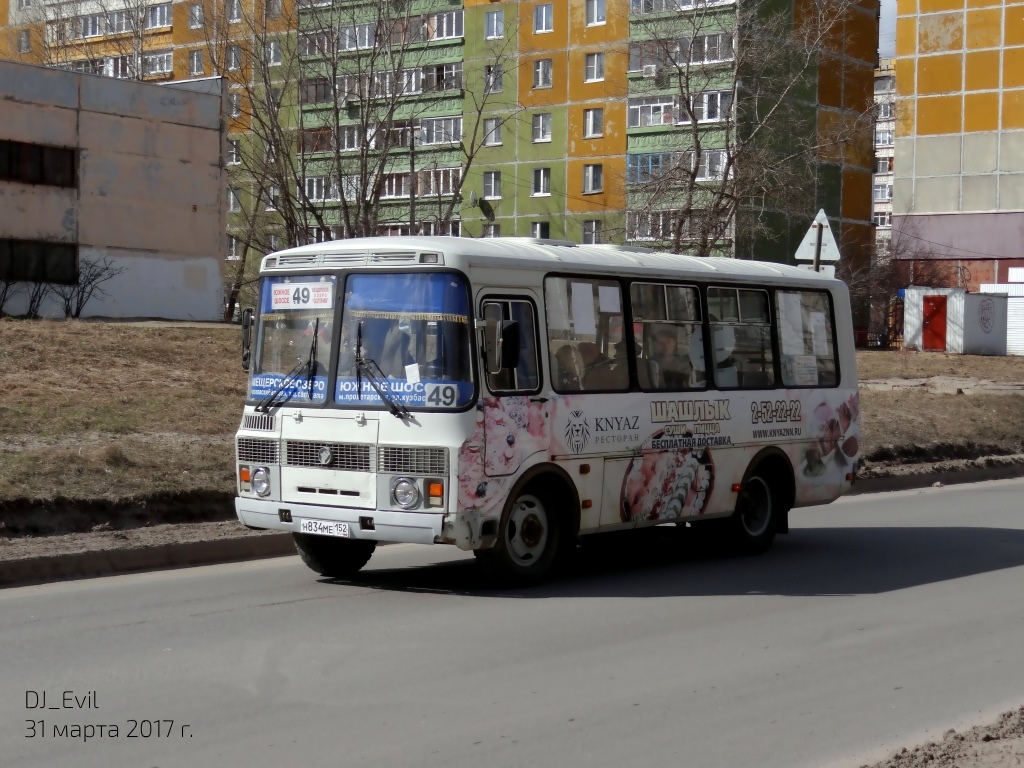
[
  {"xmin": 486, "ymin": 319, "xmax": 520, "ymax": 374},
  {"xmin": 241, "ymin": 308, "xmax": 254, "ymax": 371}
]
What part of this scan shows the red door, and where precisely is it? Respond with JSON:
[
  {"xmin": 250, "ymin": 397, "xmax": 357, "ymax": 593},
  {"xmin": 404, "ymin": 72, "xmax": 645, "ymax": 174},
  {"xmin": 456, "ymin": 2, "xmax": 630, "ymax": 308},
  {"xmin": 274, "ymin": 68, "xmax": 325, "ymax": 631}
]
[{"xmin": 922, "ymin": 295, "xmax": 947, "ymax": 351}]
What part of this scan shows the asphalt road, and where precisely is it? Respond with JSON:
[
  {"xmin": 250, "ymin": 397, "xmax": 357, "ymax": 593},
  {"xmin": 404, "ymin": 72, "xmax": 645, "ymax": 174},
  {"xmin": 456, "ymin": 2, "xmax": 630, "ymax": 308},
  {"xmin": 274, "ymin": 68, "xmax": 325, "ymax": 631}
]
[{"xmin": 3, "ymin": 479, "xmax": 1024, "ymax": 768}]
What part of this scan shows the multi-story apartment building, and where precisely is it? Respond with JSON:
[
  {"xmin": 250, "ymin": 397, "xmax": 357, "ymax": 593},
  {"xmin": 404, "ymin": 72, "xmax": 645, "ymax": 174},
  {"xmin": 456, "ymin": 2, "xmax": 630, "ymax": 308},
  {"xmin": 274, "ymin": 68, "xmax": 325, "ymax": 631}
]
[
  {"xmin": 893, "ymin": 0, "xmax": 1024, "ymax": 288},
  {"xmin": 3, "ymin": 0, "xmax": 876, "ymax": 288},
  {"xmin": 873, "ymin": 58, "xmax": 895, "ymax": 257}
]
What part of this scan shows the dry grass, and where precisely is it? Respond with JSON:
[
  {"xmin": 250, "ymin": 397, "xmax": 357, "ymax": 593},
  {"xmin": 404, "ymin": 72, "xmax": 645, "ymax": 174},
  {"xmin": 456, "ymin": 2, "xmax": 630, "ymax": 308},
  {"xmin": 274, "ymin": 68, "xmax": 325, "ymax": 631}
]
[
  {"xmin": 1, "ymin": 319, "xmax": 243, "ymax": 501},
  {"xmin": 2, "ymin": 321, "xmax": 1024, "ymax": 502},
  {"xmin": 856, "ymin": 349, "xmax": 1024, "ymax": 382}
]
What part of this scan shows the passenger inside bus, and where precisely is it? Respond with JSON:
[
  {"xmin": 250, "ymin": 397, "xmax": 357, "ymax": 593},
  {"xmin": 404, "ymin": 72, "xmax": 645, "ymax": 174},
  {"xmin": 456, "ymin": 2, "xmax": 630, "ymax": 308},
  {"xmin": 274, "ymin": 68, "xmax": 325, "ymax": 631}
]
[{"xmin": 651, "ymin": 327, "xmax": 691, "ymax": 389}]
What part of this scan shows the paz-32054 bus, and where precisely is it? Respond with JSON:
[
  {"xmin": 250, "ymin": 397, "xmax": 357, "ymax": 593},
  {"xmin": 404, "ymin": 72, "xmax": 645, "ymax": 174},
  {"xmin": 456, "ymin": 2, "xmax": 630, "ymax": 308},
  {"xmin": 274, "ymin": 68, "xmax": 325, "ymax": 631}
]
[{"xmin": 234, "ymin": 237, "xmax": 860, "ymax": 583}]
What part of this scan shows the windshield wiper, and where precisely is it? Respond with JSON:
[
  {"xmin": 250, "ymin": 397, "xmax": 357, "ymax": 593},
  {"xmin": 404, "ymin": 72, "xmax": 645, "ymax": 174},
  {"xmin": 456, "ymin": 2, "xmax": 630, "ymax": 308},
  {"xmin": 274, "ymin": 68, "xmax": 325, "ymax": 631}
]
[
  {"xmin": 355, "ymin": 321, "xmax": 409, "ymax": 419},
  {"xmin": 256, "ymin": 322, "xmax": 319, "ymax": 413}
]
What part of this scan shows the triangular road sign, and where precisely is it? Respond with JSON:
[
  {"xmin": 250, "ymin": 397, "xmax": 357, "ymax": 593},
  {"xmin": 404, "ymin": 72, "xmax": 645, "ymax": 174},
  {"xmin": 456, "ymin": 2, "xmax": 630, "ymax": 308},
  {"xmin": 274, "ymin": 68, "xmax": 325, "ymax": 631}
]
[{"xmin": 794, "ymin": 209, "xmax": 840, "ymax": 263}]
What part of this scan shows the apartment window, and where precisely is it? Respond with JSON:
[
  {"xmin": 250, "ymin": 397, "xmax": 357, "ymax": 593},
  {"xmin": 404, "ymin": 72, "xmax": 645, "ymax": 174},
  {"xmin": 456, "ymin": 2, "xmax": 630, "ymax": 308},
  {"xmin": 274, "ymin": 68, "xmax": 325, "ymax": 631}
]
[
  {"xmin": 229, "ymin": 92, "xmax": 242, "ymax": 117},
  {"xmin": 483, "ymin": 171, "xmax": 501, "ymax": 199},
  {"xmin": 304, "ymin": 176, "xmax": 339, "ymax": 201},
  {"xmin": 423, "ymin": 62, "xmax": 463, "ymax": 92},
  {"xmin": 584, "ymin": 53, "xmax": 604, "ymax": 82},
  {"xmin": 300, "ymin": 31, "xmax": 334, "ymax": 57},
  {"xmin": 874, "ymin": 75, "xmax": 894, "ymax": 93},
  {"xmin": 583, "ymin": 164, "xmax": 603, "ymax": 193},
  {"xmin": 484, "ymin": 64, "xmax": 503, "ymax": 93},
  {"xmin": 691, "ymin": 91, "xmax": 733, "ymax": 122},
  {"xmin": 189, "ymin": 3, "xmax": 203, "ymax": 27},
  {"xmin": 485, "ymin": 10, "xmax": 504, "ymax": 39},
  {"xmin": 425, "ymin": 11, "xmax": 463, "ymax": 40},
  {"xmin": 627, "ymin": 152, "xmax": 683, "ymax": 184},
  {"xmin": 583, "ymin": 108, "xmax": 604, "ymax": 138},
  {"xmin": 532, "ymin": 113, "xmax": 552, "ymax": 142},
  {"xmin": 532, "ymin": 168, "xmax": 551, "ymax": 196},
  {"xmin": 418, "ymin": 167, "xmax": 462, "ymax": 196},
  {"xmin": 533, "ymin": 59, "xmax": 553, "ymax": 88},
  {"xmin": 0, "ymin": 140, "xmax": 77, "ymax": 188},
  {"xmin": 875, "ymin": 128, "xmax": 894, "ymax": 146},
  {"xmin": 875, "ymin": 157, "xmax": 893, "ymax": 174},
  {"xmin": 189, "ymin": 50, "xmax": 203, "ymax": 75},
  {"xmin": 531, "ymin": 222, "xmax": 550, "ymax": 239},
  {"xmin": 483, "ymin": 224, "xmax": 501, "ymax": 238},
  {"xmin": 80, "ymin": 14, "xmax": 104, "ymax": 38},
  {"xmin": 143, "ymin": 51, "xmax": 173, "ymax": 76},
  {"xmin": 266, "ymin": 0, "xmax": 282, "ymax": 19},
  {"xmin": 876, "ymin": 102, "xmax": 894, "ymax": 119},
  {"xmin": 627, "ymin": 209, "xmax": 680, "ymax": 240},
  {"xmin": 227, "ymin": 0, "xmax": 241, "ymax": 22},
  {"xmin": 18, "ymin": 30, "xmax": 30, "ymax": 53},
  {"xmin": 696, "ymin": 149, "xmax": 725, "ymax": 179},
  {"xmin": 420, "ymin": 116, "xmax": 462, "ymax": 145},
  {"xmin": 227, "ymin": 139, "xmax": 241, "ymax": 164},
  {"xmin": 534, "ymin": 4, "xmax": 553, "ymax": 33},
  {"xmin": 873, "ymin": 212, "xmax": 891, "ymax": 227},
  {"xmin": 108, "ymin": 10, "xmax": 130, "ymax": 33},
  {"xmin": 691, "ymin": 33, "xmax": 734, "ymax": 63},
  {"xmin": 228, "ymin": 188, "xmax": 241, "ymax": 212},
  {"xmin": 227, "ymin": 45, "xmax": 242, "ymax": 71},
  {"xmin": 144, "ymin": 3, "xmax": 171, "ymax": 29},
  {"xmin": 627, "ymin": 97, "xmax": 675, "ymax": 127},
  {"xmin": 483, "ymin": 118, "xmax": 502, "ymax": 146},
  {"xmin": 18, "ymin": 0, "xmax": 31, "ymax": 8},
  {"xmin": 586, "ymin": 0, "xmax": 606, "ymax": 25},
  {"xmin": 266, "ymin": 41, "xmax": 281, "ymax": 66},
  {"xmin": 873, "ymin": 183, "xmax": 893, "ymax": 201},
  {"xmin": 0, "ymin": 240, "xmax": 78, "ymax": 285},
  {"xmin": 582, "ymin": 220, "xmax": 602, "ymax": 244},
  {"xmin": 227, "ymin": 235, "xmax": 242, "ymax": 261},
  {"xmin": 265, "ymin": 186, "xmax": 280, "ymax": 211},
  {"xmin": 339, "ymin": 23, "xmax": 376, "ymax": 50}
]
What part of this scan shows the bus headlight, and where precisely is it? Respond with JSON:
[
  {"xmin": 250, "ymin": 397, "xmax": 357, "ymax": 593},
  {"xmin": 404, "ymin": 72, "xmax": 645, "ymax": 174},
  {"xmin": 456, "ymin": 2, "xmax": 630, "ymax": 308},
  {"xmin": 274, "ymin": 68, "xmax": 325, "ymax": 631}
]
[
  {"xmin": 391, "ymin": 477, "xmax": 421, "ymax": 510},
  {"xmin": 252, "ymin": 467, "xmax": 271, "ymax": 497}
]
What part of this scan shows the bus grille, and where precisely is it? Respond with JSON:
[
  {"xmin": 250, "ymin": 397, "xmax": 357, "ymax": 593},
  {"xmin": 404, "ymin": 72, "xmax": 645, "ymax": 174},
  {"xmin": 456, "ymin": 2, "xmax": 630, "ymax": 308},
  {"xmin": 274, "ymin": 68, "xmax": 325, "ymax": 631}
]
[
  {"xmin": 285, "ymin": 441, "xmax": 371, "ymax": 472},
  {"xmin": 242, "ymin": 413, "xmax": 275, "ymax": 431},
  {"xmin": 378, "ymin": 447, "xmax": 448, "ymax": 476},
  {"xmin": 237, "ymin": 438, "xmax": 279, "ymax": 465}
]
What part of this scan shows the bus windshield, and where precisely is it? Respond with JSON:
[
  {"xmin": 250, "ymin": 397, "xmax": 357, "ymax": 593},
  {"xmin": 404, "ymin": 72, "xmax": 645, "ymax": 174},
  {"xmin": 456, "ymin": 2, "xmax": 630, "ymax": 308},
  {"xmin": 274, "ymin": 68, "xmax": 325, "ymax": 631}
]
[
  {"xmin": 336, "ymin": 272, "xmax": 474, "ymax": 410},
  {"xmin": 251, "ymin": 275, "xmax": 336, "ymax": 404}
]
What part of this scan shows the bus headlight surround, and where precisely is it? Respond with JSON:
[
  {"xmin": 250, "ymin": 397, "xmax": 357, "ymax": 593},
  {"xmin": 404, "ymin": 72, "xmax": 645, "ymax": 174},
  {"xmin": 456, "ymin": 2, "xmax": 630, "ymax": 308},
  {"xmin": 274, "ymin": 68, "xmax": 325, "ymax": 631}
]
[
  {"xmin": 392, "ymin": 477, "xmax": 421, "ymax": 510},
  {"xmin": 252, "ymin": 467, "xmax": 271, "ymax": 497}
]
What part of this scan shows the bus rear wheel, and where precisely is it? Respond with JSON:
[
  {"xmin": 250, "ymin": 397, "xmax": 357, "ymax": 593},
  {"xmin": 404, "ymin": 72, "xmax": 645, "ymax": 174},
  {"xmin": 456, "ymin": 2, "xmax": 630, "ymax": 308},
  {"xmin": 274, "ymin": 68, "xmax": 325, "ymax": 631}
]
[
  {"xmin": 474, "ymin": 491, "xmax": 561, "ymax": 586},
  {"xmin": 727, "ymin": 475, "xmax": 777, "ymax": 555},
  {"xmin": 293, "ymin": 533, "xmax": 376, "ymax": 579}
]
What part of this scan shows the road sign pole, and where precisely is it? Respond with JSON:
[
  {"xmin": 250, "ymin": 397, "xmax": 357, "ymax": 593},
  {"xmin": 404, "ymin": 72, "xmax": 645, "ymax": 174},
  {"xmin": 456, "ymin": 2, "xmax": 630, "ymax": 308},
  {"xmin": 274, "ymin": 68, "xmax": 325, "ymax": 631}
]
[{"xmin": 813, "ymin": 222, "xmax": 823, "ymax": 273}]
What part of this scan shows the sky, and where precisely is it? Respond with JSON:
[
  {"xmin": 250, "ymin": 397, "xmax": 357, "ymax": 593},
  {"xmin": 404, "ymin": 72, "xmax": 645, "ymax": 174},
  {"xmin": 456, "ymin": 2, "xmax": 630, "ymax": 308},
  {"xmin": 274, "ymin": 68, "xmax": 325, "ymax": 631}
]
[{"xmin": 879, "ymin": 0, "xmax": 896, "ymax": 59}]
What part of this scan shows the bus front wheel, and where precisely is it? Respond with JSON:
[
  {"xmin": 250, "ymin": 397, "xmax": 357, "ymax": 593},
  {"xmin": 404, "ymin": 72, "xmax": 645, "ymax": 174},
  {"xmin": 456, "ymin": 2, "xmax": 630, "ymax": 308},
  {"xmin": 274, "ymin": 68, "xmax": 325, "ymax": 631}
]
[
  {"xmin": 293, "ymin": 533, "xmax": 376, "ymax": 579},
  {"xmin": 474, "ymin": 491, "xmax": 562, "ymax": 585}
]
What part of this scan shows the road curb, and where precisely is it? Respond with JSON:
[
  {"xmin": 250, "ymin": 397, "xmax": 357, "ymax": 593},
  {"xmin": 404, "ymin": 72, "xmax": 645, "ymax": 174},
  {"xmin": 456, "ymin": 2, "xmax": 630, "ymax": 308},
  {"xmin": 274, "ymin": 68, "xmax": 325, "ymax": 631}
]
[
  {"xmin": 3, "ymin": 466, "xmax": 1024, "ymax": 588},
  {"xmin": 0, "ymin": 533, "xmax": 295, "ymax": 588},
  {"xmin": 849, "ymin": 462, "xmax": 1024, "ymax": 495}
]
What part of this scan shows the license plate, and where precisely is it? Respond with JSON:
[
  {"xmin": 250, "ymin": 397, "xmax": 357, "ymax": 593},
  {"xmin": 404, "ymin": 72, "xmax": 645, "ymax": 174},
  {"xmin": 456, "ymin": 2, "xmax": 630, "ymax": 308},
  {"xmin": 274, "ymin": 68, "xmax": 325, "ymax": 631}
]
[{"xmin": 299, "ymin": 519, "xmax": 351, "ymax": 538}]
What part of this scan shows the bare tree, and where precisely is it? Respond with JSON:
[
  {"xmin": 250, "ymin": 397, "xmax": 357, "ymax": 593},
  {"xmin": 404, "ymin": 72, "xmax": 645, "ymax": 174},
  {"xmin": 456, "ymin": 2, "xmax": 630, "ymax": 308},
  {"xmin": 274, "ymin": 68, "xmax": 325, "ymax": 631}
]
[
  {"xmin": 0, "ymin": 280, "xmax": 23, "ymax": 318},
  {"xmin": 624, "ymin": 0, "xmax": 867, "ymax": 256},
  {"xmin": 49, "ymin": 256, "xmax": 127, "ymax": 318}
]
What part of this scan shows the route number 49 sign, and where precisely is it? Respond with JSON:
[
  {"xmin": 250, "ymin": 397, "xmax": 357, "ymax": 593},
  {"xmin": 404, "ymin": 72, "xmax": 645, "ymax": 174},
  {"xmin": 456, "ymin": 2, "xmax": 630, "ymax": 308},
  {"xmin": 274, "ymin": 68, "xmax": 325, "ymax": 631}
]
[{"xmin": 271, "ymin": 283, "xmax": 334, "ymax": 310}]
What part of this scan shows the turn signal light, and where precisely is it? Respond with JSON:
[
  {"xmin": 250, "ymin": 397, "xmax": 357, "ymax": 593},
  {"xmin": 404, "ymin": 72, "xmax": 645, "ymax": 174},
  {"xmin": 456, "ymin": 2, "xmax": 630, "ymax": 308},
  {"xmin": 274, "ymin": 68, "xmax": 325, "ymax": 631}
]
[
  {"xmin": 239, "ymin": 467, "xmax": 251, "ymax": 483},
  {"xmin": 731, "ymin": 483, "xmax": 742, "ymax": 492},
  {"xmin": 428, "ymin": 481, "xmax": 444, "ymax": 497},
  {"xmin": 581, "ymin": 499, "xmax": 593, "ymax": 509}
]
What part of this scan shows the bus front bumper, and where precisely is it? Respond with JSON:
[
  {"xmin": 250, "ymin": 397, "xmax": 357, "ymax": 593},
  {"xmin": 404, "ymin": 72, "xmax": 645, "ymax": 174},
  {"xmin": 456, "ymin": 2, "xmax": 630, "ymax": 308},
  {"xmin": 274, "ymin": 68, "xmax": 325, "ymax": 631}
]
[{"xmin": 235, "ymin": 497, "xmax": 446, "ymax": 545}]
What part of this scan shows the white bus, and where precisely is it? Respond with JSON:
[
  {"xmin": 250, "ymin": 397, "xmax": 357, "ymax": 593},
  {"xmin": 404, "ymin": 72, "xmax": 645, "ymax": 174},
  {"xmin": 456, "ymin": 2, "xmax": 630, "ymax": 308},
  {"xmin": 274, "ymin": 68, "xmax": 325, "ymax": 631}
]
[{"xmin": 235, "ymin": 237, "xmax": 860, "ymax": 583}]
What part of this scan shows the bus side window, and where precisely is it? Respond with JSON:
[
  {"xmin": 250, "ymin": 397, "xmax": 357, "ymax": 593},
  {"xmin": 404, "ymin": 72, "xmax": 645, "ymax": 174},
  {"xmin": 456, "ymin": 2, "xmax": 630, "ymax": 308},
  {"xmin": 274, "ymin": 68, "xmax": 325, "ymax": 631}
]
[
  {"xmin": 630, "ymin": 282, "xmax": 703, "ymax": 391},
  {"xmin": 775, "ymin": 290, "xmax": 837, "ymax": 387},
  {"xmin": 707, "ymin": 287, "xmax": 776, "ymax": 389},
  {"xmin": 544, "ymin": 277, "xmax": 628, "ymax": 393},
  {"xmin": 482, "ymin": 299, "xmax": 540, "ymax": 394}
]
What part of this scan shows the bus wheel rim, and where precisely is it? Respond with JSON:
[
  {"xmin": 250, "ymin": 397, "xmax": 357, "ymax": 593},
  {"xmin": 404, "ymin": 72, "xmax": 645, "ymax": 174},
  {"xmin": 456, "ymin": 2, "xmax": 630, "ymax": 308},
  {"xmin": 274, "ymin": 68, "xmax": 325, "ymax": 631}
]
[
  {"xmin": 506, "ymin": 494, "xmax": 548, "ymax": 565},
  {"xmin": 739, "ymin": 477, "xmax": 772, "ymax": 537}
]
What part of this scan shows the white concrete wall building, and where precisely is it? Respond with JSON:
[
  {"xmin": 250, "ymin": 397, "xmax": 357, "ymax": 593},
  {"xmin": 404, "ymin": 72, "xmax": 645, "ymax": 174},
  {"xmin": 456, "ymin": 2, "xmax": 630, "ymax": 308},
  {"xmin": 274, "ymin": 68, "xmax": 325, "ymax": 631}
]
[{"xmin": 0, "ymin": 60, "xmax": 226, "ymax": 320}]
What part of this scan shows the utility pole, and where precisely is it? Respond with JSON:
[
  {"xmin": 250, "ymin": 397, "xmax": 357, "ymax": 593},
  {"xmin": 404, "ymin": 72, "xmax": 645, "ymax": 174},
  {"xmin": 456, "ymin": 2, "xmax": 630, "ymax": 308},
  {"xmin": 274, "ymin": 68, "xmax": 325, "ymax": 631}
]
[{"xmin": 408, "ymin": 126, "xmax": 417, "ymax": 236}]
